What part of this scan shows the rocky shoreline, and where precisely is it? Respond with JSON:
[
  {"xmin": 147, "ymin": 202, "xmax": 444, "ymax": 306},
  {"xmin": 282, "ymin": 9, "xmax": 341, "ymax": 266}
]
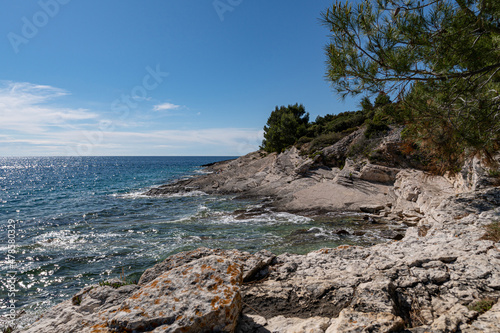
[{"xmin": 16, "ymin": 129, "xmax": 500, "ymax": 332}]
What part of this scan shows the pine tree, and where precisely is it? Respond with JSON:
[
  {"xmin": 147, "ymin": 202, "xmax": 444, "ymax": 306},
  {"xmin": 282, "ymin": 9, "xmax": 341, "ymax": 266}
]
[
  {"xmin": 261, "ymin": 104, "xmax": 309, "ymax": 153},
  {"xmin": 322, "ymin": 0, "xmax": 500, "ymax": 171}
]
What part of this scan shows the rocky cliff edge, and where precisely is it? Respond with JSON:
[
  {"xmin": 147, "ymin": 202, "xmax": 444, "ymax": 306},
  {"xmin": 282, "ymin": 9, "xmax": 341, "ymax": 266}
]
[{"xmin": 15, "ymin": 128, "xmax": 500, "ymax": 332}]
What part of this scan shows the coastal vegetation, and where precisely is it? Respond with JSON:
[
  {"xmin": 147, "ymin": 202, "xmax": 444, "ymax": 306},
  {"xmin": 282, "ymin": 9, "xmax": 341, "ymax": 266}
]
[
  {"xmin": 261, "ymin": 104, "xmax": 310, "ymax": 153},
  {"xmin": 481, "ymin": 221, "xmax": 500, "ymax": 242},
  {"xmin": 262, "ymin": 0, "xmax": 500, "ymax": 173},
  {"xmin": 322, "ymin": 0, "xmax": 500, "ymax": 172},
  {"xmin": 468, "ymin": 298, "xmax": 496, "ymax": 314},
  {"xmin": 261, "ymin": 92, "xmax": 395, "ymax": 158}
]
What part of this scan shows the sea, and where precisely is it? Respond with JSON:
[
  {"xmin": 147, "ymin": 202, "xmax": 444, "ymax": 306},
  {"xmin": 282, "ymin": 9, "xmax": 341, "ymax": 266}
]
[{"xmin": 0, "ymin": 156, "xmax": 387, "ymax": 329}]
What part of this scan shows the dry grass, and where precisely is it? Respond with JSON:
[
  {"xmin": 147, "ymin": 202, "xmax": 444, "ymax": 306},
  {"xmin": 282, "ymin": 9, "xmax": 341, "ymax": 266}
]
[
  {"xmin": 468, "ymin": 298, "xmax": 496, "ymax": 314},
  {"xmin": 480, "ymin": 222, "xmax": 500, "ymax": 242}
]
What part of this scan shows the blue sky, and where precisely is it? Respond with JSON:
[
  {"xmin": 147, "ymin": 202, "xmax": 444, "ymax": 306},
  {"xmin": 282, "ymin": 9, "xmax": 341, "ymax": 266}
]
[{"xmin": 0, "ymin": 0, "xmax": 362, "ymax": 156}]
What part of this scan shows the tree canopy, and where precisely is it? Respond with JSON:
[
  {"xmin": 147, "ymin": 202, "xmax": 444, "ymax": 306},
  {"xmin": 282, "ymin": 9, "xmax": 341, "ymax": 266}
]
[
  {"xmin": 322, "ymin": 0, "xmax": 500, "ymax": 171},
  {"xmin": 261, "ymin": 104, "xmax": 309, "ymax": 153}
]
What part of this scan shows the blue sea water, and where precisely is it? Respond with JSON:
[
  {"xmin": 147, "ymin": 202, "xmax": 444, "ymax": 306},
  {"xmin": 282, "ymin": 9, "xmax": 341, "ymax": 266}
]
[{"xmin": 0, "ymin": 156, "xmax": 384, "ymax": 329}]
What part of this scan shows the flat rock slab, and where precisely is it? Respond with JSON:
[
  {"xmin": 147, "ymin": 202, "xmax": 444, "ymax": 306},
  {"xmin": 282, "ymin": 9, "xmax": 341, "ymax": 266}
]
[
  {"xmin": 326, "ymin": 309, "xmax": 405, "ymax": 333},
  {"xmin": 139, "ymin": 248, "xmax": 275, "ymax": 286}
]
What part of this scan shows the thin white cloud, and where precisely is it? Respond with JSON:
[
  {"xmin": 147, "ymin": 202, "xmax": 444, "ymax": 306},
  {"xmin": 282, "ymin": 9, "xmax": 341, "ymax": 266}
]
[
  {"xmin": 0, "ymin": 81, "xmax": 263, "ymax": 156},
  {"xmin": 153, "ymin": 102, "xmax": 181, "ymax": 111},
  {"xmin": 0, "ymin": 81, "xmax": 97, "ymax": 134},
  {"xmin": 0, "ymin": 128, "xmax": 261, "ymax": 156}
]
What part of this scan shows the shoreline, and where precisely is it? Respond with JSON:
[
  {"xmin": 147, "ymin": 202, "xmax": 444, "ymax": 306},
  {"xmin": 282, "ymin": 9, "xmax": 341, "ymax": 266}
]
[
  {"xmin": 13, "ymin": 145, "xmax": 500, "ymax": 332},
  {"xmin": 145, "ymin": 148, "xmax": 399, "ymax": 217}
]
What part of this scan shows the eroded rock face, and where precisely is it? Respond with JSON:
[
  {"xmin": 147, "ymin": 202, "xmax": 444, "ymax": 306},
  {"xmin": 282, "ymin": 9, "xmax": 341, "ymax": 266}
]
[
  {"xmin": 139, "ymin": 248, "xmax": 276, "ymax": 286},
  {"xmin": 238, "ymin": 186, "xmax": 500, "ymax": 332},
  {"xmin": 359, "ymin": 163, "xmax": 400, "ymax": 184},
  {"xmin": 18, "ymin": 155, "xmax": 500, "ymax": 333},
  {"xmin": 143, "ymin": 130, "xmax": 405, "ymax": 214},
  {"xmin": 326, "ymin": 309, "xmax": 405, "ymax": 333}
]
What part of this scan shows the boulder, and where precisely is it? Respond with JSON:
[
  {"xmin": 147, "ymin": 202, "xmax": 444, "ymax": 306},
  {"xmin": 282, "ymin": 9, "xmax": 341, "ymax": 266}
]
[
  {"xmin": 107, "ymin": 255, "xmax": 243, "ymax": 332},
  {"xmin": 360, "ymin": 204, "xmax": 385, "ymax": 213},
  {"xmin": 359, "ymin": 164, "xmax": 400, "ymax": 183},
  {"xmin": 139, "ymin": 248, "xmax": 275, "ymax": 285},
  {"xmin": 20, "ymin": 254, "xmax": 244, "ymax": 333},
  {"xmin": 266, "ymin": 316, "xmax": 331, "ymax": 333},
  {"xmin": 326, "ymin": 309, "xmax": 405, "ymax": 333},
  {"xmin": 18, "ymin": 283, "xmax": 139, "ymax": 333}
]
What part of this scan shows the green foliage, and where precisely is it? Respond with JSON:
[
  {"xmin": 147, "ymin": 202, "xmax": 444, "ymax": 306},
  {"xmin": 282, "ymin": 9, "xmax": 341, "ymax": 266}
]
[
  {"xmin": 99, "ymin": 279, "xmax": 137, "ymax": 289},
  {"xmin": 322, "ymin": 0, "xmax": 500, "ymax": 172},
  {"xmin": 360, "ymin": 96, "xmax": 374, "ymax": 112},
  {"xmin": 365, "ymin": 119, "xmax": 390, "ymax": 138},
  {"xmin": 402, "ymin": 79, "xmax": 500, "ymax": 172},
  {"xmin": 262, "ymin": 95, "xmax": 394, "ymax": 159},
  {"xmin": 374, "ymin": 92, "xmax": 391, "ymax": 108},
  {"xmin": 296, "ymin": 136, "xmax": 314, "ymax": 146},
  {"xmin": 261, "ymin": 104, "xmax": 309, "ymax": 153},
  {"xmin": 310, "ymin": 110, "xmax": 367, "ymax": 137},
  {"xmin": 468, "ymin": 298, "xmax": 496, "ymax": 314},
  {"xmin": 488, "ymin": 169, "xmax": 500, "ymax": 178},
  {"xmin": 347, "ymin": 135, "xmax": 375, "ymax": 158},
  {"xmin": 309, "ymin": 132, "xmax": 345, "ymax": 151},
  {"xmin": 481, "ymin": 221, "xmax": 500, "ymax": 242},
  {"xmin": 99, "ymin": 281, "xmax": 125, "ymax": 288}
]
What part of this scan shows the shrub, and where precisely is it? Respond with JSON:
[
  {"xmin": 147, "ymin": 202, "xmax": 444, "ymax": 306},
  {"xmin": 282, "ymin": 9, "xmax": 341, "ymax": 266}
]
[
  {"xmin": 296, "ymin": 136, "xmax": 314, "ymax": 147},
  {"xmin": 488, "ymin": 169, "xmax": 500, "ymax": 178},
  {"xmin": 364, "ymin": 120, "xmax": 389, "ymax": 139},
  {"xmin": 468, "ymin": 298, "xmax": 496, "ymax": 314},
  {"xmin": 481, "ymin": 222, "xmax": 500, "ymax": 242},
  {"xmin": 312, "ymin": 110, "xmax": 368, "ymax": 136},
  {"xmin": 99, "ymin": 278, "xmax": 138, "ymax": 289},
  {"xmin": 309, "ymin": 132, "xmax": 345, "ymax": 152}
]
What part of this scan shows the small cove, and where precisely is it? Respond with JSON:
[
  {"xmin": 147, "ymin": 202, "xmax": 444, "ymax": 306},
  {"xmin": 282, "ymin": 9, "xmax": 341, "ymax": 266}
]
[{"xmin": 0, "ymin": 156, "xmax": 403, "ymax": 328}]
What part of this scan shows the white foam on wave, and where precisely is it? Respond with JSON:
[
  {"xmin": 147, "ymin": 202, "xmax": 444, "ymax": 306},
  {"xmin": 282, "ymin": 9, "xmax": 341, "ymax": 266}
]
[
  {"xmin": 274, "ymin": 212, "xmax": 312, "ymax": 224},
  {"xmin": 112, "ymin": 190, "xmax": 150, "ymax": 199},
  {"xmin": 0, "ymin": 165, "xmax": 26, "ymax": 170},
  {"xmin": 194, "ymin": 169, "xmax": 213, "ymax": 175},
  {"xmin": 33, "ymin": 230, "xmax": 122, "ymax": 249},
  {"xmin": 166, "ymin": 190, "xmax": 208, "ymax": 198},
  {"xmin": 306, "ymin": 227, "xmax": 347, "ymax": 238},
  {"xmin": 113, "ymin": 190, "xmax": 208, "ymax": 199},
  {"xmin": 213, "ymin": 210, "xmax": 312, "ymax": 225}
]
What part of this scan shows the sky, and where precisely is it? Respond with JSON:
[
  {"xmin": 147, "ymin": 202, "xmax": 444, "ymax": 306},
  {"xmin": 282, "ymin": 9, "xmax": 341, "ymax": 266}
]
[{"xmin": 0, "ymin": 0, "xmax": 363, "ymax": 156}]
